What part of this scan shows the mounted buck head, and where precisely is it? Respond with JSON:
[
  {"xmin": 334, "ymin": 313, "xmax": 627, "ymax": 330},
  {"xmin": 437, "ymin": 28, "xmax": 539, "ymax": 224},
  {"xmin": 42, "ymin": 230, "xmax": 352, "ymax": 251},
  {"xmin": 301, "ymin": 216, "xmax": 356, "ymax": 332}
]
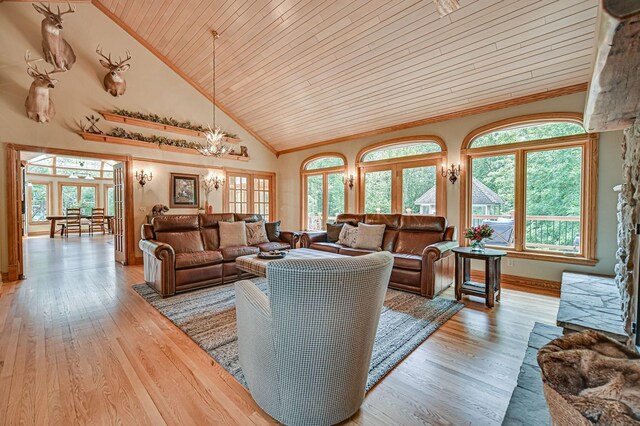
[
  {"xmin": 32, "ymin": 2, "xmax": 74, "ymax": 30},
  {"xmin": 24, "ymin": 50, "xmax": 59, "ymax": 123},
  {"xmin": 96, "ymin": 46, "xmax": 132, "ymax": 97},
  {"xmin": 32, "ymin": 2, "xmax": 76, "ymax": 71}
]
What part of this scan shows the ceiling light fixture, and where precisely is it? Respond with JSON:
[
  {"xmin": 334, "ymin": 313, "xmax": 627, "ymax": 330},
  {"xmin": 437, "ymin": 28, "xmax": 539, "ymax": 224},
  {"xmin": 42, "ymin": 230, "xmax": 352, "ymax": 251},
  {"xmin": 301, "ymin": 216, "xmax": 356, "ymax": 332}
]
[
  {"xmin": 197, "ymin": 30, "xmax": 229, "ymax": 157},
  {"xmin": 434, "ymin": 0, "xmax": 460, "ymax": 17}
]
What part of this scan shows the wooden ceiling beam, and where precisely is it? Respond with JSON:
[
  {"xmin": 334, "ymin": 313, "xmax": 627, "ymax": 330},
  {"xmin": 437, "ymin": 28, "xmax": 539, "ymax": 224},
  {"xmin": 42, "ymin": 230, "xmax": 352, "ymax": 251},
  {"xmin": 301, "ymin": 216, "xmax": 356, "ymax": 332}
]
[
  {"xmin": 602, "ymin": 0, "xmax": 640, "ymax": 19},
  {"xmin": 584, "ymin": 3, "xmax": 640, "ymax": 132}
]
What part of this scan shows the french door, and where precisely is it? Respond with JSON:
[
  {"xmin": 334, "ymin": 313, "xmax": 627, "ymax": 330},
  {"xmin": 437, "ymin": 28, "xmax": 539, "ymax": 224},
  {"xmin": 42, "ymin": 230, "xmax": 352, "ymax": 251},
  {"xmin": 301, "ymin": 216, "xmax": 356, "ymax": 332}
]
[
  {"xmin": 303, "ymin": 171, "xmax": 346, "ymax": 230},
  {"xmin": 359, "ymin": 159, "xmax": 444, "ymax": 215},
  {"xmin": 225, "ymin": 172, "xmax": 274, "ymax": 221},
  {"xmin": 112, "ymin": 162, "xmax": 126, "ymax": 264}
]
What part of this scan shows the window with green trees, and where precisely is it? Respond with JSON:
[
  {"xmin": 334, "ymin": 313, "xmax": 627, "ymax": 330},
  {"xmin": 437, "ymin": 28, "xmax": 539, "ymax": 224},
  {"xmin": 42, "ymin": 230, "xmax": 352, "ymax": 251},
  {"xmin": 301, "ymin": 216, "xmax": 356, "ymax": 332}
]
[
  {"xmin": 464, "ymin": 117, "xmax": 595, "ymax": 260},
  {"xmin": 60, "ymin": 184, "xmax": 97, "ymax": 216},
  {"xmin": 302, "ymin": 155, "xmax": 346, "ymax": 230},
  {"xmin": 471, "ymin": 122, "xmax": 585, "ymax": 148},
  {"xmin": 359, "ymin": 140, "xmax": 445, "ymax": 215},
  {"xmin": 29, "ymin": 183, "xmax": 49, "ymax": 223},
  {"xmin": 362, "ymin": 142, "xmax": 441, "ymax": 162}
]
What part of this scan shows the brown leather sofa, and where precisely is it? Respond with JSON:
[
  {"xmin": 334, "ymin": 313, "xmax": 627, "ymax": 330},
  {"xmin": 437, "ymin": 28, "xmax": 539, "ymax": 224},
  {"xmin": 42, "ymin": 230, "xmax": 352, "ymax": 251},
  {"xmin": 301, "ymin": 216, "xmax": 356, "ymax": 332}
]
[
  {"xmin": 139, "ymin": 213, "xmax": 293, "ymax": 297},
  {"xmin": 301, "ymin": 214, "xmax": 458, "ymax": 298}
]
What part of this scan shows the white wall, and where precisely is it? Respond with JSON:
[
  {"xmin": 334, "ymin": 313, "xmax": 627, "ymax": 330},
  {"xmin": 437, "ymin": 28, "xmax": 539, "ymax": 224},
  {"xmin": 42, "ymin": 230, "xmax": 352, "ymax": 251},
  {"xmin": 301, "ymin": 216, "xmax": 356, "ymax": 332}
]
[
  {"xmin": 0, "ymin": 3, "xmax": 278, "ymax": 273},
  {"xmin": 276, "ymin": 92, "xmax": 624, "ymax": 281}
]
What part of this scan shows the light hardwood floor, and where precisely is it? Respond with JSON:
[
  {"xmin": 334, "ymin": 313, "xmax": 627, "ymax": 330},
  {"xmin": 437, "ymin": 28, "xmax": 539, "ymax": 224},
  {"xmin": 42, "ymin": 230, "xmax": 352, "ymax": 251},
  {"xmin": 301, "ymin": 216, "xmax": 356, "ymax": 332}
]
[{"xmin": 0, "ymin": 236, "xmax": 559, "ymax": 425}]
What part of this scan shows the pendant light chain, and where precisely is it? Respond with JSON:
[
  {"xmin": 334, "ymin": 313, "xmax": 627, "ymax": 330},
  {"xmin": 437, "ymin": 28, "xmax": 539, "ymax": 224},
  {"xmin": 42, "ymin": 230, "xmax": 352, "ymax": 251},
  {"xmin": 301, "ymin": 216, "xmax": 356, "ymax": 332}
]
[
  {"xmin": 212, "ymin": 30, "xmax": 218, "ymax": 128},
  {"xmin": 197, "ymin": 29, "xmax": 227, "ymax": 157}
]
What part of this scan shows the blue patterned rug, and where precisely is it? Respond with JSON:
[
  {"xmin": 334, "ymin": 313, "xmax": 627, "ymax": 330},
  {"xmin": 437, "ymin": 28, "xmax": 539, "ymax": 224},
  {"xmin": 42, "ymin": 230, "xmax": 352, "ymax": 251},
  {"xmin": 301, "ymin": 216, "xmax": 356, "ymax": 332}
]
[{"xmin": 133, "ymin": 279, "xmax": 462, "ymax": 391}]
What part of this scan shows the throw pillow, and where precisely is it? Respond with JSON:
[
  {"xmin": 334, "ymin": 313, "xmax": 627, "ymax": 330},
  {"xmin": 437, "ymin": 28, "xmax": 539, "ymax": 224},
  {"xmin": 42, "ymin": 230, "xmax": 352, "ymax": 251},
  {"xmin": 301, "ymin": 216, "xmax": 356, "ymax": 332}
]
[
  {"xmin": 218, "ymin": 221, "xmax": 248, "ymax": 248},
  {"xmin": 355, "ymin": 223, "xmax": 386, "ymax": 251},
  {"xmin": 337, "ymin": 223, "xmax": 358, "ymax": 248},
  {"xmin": 326, "ymin": 222, "xmax": 345, "ymax": 243},
  {"xmin": 246, "ymin": 220, "xmax": 269, "ymax": 245},
  {"xmin": 265, "ymin": 221, "xmax": 281, "ymax": 242}
]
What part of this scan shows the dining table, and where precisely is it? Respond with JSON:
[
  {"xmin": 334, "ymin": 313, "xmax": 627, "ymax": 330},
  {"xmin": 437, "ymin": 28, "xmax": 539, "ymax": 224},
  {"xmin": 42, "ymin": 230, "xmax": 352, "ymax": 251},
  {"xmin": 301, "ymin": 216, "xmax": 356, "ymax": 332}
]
[{"xmin": 45, "ymin": 215, "xmax": 115, "ymax": 238}]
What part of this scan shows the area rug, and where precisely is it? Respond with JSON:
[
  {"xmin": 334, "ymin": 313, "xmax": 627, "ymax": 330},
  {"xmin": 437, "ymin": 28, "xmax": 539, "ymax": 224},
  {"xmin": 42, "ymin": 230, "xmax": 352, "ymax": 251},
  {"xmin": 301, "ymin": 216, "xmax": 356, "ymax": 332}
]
[{"xmin": 133, "ymin": 279, "xmax": 462, "ymax": 391}]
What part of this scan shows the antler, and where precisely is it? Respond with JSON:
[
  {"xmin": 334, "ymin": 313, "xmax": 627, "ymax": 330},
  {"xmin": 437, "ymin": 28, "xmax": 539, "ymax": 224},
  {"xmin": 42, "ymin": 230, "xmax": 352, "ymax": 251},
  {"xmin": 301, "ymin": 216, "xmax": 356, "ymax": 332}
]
[
  {"xmin": 57, "ymin": 1, "xmax": 76, "ymax": 16},
  {"xmin": 25, "ymin": 50, "xmax": 45, "ymax": 76},
  {"xmin": 25, "ymin": 50, "xmax": 59, "ymax": 76},
  {"xmin": 96, "ymin": 45, "xmax": 114, "ymax": 66},
  {"xmin": 33, "ymin": 2, "xmax": 54, "ymax": 15},
  {"xmin": 116, "ymin": 50, "xmax": 132, "ymax": 67}
]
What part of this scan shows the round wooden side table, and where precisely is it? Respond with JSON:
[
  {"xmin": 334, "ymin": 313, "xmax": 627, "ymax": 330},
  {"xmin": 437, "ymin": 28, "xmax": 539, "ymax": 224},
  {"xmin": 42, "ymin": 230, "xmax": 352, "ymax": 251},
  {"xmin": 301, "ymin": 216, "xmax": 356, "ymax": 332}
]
[{"xmin": 452, "ymin": 247, "xmax": 507, "ymax": 308}]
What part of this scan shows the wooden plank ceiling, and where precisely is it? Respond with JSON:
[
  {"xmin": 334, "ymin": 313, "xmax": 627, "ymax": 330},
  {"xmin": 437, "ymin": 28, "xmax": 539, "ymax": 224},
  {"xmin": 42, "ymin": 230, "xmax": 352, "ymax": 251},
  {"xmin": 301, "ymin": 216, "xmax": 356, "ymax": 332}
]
[{"xmin": 95, "ymin": 0, "xmax": 598, "ymax": 153}]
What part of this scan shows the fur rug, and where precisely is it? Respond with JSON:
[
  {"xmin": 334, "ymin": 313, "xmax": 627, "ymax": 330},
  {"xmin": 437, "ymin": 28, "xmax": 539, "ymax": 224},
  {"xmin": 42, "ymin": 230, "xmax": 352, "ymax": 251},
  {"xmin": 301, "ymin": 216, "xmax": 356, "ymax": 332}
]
[{"xmin": 538, "ymin": 330, "xmax": 640, "ymax": 425}]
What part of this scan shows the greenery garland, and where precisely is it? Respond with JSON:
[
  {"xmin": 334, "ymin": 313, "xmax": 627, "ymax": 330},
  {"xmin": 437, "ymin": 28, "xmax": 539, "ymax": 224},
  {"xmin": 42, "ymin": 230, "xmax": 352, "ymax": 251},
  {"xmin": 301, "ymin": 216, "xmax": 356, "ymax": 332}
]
[
  {"xmin": 108, "ymin": 127, "xmax": 202, "ymax": 150},
  {"xmin": 111, "ymin": 108, "xmax": 239, "ymax": 139},
  {"xmin": 105, "ymin": 128, "xmax": 247, "ymax": 158}
]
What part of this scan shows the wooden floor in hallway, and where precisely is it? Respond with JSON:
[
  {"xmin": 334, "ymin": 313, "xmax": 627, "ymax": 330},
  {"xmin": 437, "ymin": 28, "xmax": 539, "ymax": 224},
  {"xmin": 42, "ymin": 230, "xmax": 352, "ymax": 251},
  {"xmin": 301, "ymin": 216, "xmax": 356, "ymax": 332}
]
[{"xmin": 0, "ymin": 236, "xmax": 560, "ymax": 425}]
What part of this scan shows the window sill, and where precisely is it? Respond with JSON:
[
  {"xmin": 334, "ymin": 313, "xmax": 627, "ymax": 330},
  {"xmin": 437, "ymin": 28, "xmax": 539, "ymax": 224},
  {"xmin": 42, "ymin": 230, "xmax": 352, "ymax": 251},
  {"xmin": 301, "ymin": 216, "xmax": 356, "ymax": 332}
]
[{"xmin": 488, "ymin": 248, "xmax": 597, "ymax": 266}]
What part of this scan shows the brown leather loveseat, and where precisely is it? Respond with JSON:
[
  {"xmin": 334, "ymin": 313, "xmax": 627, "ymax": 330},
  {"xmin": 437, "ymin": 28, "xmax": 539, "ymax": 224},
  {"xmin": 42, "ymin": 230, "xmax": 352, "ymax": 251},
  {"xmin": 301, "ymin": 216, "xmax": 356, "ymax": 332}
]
[
  {"xmin": 139, "ymin": 213, "xmax": 293, "ymax": 297},
  {"xmin": 301, "ymin": 213, "xmax": 457, "ymax": 298}
]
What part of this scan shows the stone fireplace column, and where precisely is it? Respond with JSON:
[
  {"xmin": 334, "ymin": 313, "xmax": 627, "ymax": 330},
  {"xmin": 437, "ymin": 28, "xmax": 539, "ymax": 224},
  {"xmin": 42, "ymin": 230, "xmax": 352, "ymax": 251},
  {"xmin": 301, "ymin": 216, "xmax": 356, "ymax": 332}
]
[{"xmin": 616, "ymin": 116, "xmax": 640, "ymax": 342}]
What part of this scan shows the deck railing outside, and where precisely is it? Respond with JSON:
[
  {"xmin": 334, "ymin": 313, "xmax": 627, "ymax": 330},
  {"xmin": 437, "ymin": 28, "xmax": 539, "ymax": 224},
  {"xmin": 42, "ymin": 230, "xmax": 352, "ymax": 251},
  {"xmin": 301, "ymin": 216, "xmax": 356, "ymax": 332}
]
[{"xmin": 472, "ymin": 215, "xmax": 581, "ymax": 252}]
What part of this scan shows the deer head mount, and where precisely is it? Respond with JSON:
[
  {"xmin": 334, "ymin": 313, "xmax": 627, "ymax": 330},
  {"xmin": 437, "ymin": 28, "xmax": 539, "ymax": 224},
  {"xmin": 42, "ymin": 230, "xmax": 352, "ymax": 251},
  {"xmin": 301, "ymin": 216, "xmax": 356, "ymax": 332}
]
[
  {"xmin": 24, "ymin": 50, "xmax": 59, "ymax": 123},
  {"xmin": 32, "ymin": 2, "xmax": 76, "ymax": 71},
  {"xmin": 96, "ymin": 46, "xmax": 132, "ymax": 97}
]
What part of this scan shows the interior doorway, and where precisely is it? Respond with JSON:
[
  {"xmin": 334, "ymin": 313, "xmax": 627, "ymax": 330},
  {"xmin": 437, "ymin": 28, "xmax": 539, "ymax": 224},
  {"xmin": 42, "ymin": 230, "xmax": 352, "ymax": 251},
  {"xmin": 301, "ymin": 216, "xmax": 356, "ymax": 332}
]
[{"xmin": 5, "ymin": 144, "xmax": 135, "ymax": 281}]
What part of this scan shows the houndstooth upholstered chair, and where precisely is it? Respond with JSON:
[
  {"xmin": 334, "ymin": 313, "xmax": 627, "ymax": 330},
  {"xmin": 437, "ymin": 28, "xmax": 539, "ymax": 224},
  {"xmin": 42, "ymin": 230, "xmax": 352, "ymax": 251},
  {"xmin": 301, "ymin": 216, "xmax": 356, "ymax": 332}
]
[{"xmin": 235, "ymin": 251, "xmax": 394, "ymax": 426}]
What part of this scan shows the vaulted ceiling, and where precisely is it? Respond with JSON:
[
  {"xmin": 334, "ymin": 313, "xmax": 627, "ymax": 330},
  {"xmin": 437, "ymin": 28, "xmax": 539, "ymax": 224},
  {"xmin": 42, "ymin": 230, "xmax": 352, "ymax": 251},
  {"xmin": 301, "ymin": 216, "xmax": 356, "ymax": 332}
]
[{"xmin": 94, "ymin": 0, "xmax": 598, "ymax": 153}]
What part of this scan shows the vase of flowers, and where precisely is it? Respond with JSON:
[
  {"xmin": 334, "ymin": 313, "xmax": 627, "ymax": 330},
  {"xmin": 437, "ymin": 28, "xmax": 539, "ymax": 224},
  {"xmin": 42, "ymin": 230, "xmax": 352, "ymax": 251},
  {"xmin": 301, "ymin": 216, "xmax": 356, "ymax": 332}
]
[{"xmin": 464, "ymin": 224, "xmax": 494, "ymax": 252}]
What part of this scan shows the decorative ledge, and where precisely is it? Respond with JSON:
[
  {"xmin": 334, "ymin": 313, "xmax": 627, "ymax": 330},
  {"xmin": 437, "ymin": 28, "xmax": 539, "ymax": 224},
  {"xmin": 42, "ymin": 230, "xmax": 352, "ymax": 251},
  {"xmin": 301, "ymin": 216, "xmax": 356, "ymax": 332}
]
[
  {"xmin": 502, "ymin": 322, "xmax": 563, "ymax": 426},
  {"xmin": 99, "ymin": 111, "xmax": 241, "ymax": 143},
  {"xmin": 78, "ymin": 132, "xmax": 250, "ymax": 162},
  {"xmin": 556, "ymin": 272, "xmax": 627, "ymax": 343}
]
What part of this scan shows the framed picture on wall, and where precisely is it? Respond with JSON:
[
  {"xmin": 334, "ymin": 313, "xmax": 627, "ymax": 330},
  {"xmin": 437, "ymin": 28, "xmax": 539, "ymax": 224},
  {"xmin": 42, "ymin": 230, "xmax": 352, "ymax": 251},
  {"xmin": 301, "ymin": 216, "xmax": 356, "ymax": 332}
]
[{"xmin": 170, "ymin": 173, "xmax": 199, "ymax": 208}]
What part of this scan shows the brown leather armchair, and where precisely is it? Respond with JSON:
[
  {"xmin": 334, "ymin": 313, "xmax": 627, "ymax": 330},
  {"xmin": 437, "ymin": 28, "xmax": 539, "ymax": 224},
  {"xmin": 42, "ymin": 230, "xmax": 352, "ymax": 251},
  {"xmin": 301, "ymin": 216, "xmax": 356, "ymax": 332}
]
[
  {"xmin": 140, "ymin": 213, "xmax": 294, "ymax": 297},
  {"xmin": 301, "ymin": 214, "xmax": 457, "ymax": 298}
]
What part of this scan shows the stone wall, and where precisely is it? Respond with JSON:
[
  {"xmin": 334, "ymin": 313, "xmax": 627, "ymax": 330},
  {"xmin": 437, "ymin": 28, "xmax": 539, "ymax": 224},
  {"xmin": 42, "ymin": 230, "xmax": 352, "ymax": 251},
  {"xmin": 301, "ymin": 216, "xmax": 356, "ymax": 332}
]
[{"xmin": 615, "ymin": 115, "xmax": 640, "ymax": 339}]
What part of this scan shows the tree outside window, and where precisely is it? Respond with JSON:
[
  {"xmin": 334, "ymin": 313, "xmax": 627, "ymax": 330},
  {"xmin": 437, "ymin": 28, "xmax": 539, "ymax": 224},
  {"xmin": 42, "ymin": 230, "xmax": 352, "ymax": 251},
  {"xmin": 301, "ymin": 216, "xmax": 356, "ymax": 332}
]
[
  {"xmin": 29, "ymin": 183, "xmax": 49, "ymax": 223},
  {"xmin": 463, "ymin": 116, "xmax": 596, "ymax": 261}
]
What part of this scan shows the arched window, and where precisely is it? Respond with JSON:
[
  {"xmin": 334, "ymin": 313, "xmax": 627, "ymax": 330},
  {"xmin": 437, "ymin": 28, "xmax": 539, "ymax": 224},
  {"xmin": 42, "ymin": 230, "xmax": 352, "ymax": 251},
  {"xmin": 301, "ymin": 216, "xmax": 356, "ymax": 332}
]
[
  {"xmin": 357, "ymin": 137, "xmax": 447, "ymax": 216},
  {"xmin": 301, "ymin": 154, "xmax": 347, "ymax": 231},
  {"xmin": 461, "ymin": 113, "xmax": 597, "ymax": 263},
  {"xmin": 361, "ymin": 141, "xmax": 442, "ymax": 162},
  {"xmin": 305, "ymin": 156, "xmax": 345, "ymax": 170},
  {"xmin": 469, "ymin": 121, "xmax": 586, "ymax": 148}
]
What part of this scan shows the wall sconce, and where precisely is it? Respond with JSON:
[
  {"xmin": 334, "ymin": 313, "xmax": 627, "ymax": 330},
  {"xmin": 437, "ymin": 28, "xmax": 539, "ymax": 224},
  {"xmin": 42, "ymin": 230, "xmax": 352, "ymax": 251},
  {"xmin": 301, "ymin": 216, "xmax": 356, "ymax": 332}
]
[
  {"xmin": 202, "ymin": 174, "xmax": 225, "ymax": 192},
  {"xmin": 212, "ymin": 175, "xmax": 225, "ymax": 190},
  {"xmin": 441, "ymin": 162, "xmax": 461, "ymax": 184},
  {"xmin": 135, "ymin": 169, "xmax": 153, "ymax": 187},
  {"xmin": 342, "ymin": 174, "xmax": 355, "ymax": 190}
]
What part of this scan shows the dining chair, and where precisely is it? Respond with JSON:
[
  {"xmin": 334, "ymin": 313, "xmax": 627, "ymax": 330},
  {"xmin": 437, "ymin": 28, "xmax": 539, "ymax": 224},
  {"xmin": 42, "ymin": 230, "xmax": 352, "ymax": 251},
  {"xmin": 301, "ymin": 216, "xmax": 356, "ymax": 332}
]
[
  {"xmin": 64, "ymin": 208, "xmax": 83, "ymax": 237},
  {"xmin": 89, "ymin": 208, "xmax": 107, "ymax": 235}
]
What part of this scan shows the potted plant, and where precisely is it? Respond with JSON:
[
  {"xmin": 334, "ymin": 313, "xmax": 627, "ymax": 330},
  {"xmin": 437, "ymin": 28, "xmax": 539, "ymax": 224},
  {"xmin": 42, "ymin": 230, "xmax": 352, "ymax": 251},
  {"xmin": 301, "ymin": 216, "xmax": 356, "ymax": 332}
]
[{"xmin": 464, "ymin": 224, "xmax": 494, "ymax": 251}]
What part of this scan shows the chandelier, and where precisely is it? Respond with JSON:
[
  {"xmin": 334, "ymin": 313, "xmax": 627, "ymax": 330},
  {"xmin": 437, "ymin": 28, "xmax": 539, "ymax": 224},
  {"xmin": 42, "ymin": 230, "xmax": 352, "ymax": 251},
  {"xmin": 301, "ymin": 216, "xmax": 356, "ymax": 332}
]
[{"xmin": 197, "ymin": 30, "xmax": 229, "ymax": 157}]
